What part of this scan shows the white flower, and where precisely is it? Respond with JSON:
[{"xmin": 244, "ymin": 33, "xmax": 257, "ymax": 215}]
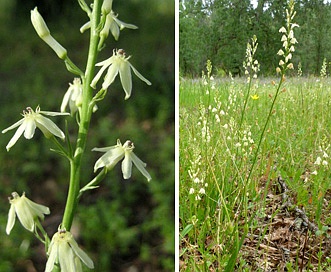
[
  {"xmin": 91, "ymin": 49, "xmax": 151, "ymax": 99},
  {"xmin": 193, "ymin": 177, "xmax": 200, "ymax": 184},
  {"xmin": 61, "ymin": 78, "xmax": 97, "ymax": 115},
  {"xmin": 30, "ymin": 7, "xmax": 67, "ymax": 59},
  {"xmin": 199, "ymin": 188, "xmax": 205, "ymax": 194},
  {"xmin": 189, "ymin": 188, "xmax": 195, "ymax": 194},
  {"xmin": 99, "ymin": 11, "xmax": 138, "ymax": 42},
  {"xmin": 81, "ymin": 0, "xmax": 137, "ymax": 43},
  {"xmin": 287, "ymin": 63, "xmax": 294, "ymax": 69},
  {"xmin": 314, "ymin": 156, "xmax": 322, "ymax": 165},
  {"xmin": 277, "ymin": 49, "xmax": 284, "ymax": 56},
  {"xmin": 61, "ymin": 78, "xmax": 83, "ymax": 115},
  {"xmin": 279, "ymin": 26, "xmax": 287, "ymax": 33},
  {"xmin": 92, "ymin": 139, "xmax": 151, "ymax": 181},
  {"xmin": 101, "ymin": 0, "xmax": 113, "ymax": 14},
  {"xmin": 45, "ymin": 229, "xmax": 94, "ymax": 272},
  {"xmin": 291, "ymin": 23, "xmax": 299, "ymax": 29},
  {"xmin": 6, "ymin": 192, "xmax": 50, "ymax": 235},
  {"xmin": 2, "ymin": 106, "xmax": 69, "ymax": 151}
]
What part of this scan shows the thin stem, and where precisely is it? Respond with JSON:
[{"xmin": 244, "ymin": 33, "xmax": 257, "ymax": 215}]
[
  {"xmin": 65, "ymin": 56, "xmax": 84, "ymax": 76},
  {"xmin": 245, "ymin": 74, "xmax": 285, "ymax": 186},
  {"xmin": 50, "ymin": 136, "xmax": 70, "ymax": 159},
  {"xmin": 78, "ymin": 168, "xmax": 107, "ymax": 198},
  {"xmin": 34, "ymin": 220, "xmax": 49, "ymax": 246},
  {"xmin": 62, "ymin": 0, "xmax": 102, "ymax": 230}
]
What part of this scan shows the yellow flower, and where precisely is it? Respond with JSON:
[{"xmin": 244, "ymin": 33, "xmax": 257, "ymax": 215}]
[{"xmin": 251, "ymin": 94, "xmax": 259, "ymax": 100}]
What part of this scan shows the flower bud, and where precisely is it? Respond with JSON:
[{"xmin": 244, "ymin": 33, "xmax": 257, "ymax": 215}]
[
  {"xmin": 287, "ymin": 63, "xmax": 294, "ymax": 69},
  {"xmin": 102, "ymin": 0, "xmax": 113, "ymax": 14},
  {"xmin": 31, "ymin": 7, "xmax": 67, "ymax": 59},
  {"xmin": 31, "ymin": 7, "xmax": 50, "ymax": 38},
  {"xmin": 42, "ymin": 36, "xmax": 68, "ymax": 59}
]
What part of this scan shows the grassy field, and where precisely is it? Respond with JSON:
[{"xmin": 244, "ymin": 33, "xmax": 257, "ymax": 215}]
[{"xmin": 179, "ymin": 74, "xmax": 331, "ymax": 271}]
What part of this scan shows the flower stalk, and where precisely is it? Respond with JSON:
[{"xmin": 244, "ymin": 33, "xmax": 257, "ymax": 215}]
[
  {"xmin": 61, "ymin": 0, "xmax": 102, "ymax": 231},
  {"xmin": 244, "ymin": 0, "xmax": 298, "ymax": 192}
]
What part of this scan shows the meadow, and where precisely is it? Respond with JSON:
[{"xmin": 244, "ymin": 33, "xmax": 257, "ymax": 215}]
[{"xmin": 179, "ymin": 73, "xmax": 331, "ymax": 271}]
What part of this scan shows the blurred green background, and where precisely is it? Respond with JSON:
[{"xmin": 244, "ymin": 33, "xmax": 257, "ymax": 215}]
[{"xmin": 0, "ymin": 0, "xmax": 174, "ymax": 271}]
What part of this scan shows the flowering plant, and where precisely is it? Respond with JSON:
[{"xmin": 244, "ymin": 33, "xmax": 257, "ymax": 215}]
[{"xmin": 3, "ymin": 0, "xmax": 152, "ymax": 270}]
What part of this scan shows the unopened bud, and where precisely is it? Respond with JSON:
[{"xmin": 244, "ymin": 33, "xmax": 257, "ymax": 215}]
[
  {"xmin": 102, "ymin": 0, "xmax": 113, "ymax": 14},
  {"xmin": 31, "ymin": 7, "xmax": 67, "ymax": 59},
  {"xmin": 31, "ymin": 7, "xmax": 50, "ymax": 38}
]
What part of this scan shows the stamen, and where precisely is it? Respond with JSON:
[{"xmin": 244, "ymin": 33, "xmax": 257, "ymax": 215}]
[{"xmin": 118, "ymin": 49, "xmax": 126, "ymax": 56}]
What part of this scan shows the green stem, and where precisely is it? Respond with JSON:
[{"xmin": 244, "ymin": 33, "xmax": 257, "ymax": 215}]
[
  {"xmin": 62, "ymin": 0, "xmax": 102, "ymax": 231},
  {"xmin": 78, "ymin": 168, "xmax": 107, "ymax": 198},
  {"xmin": 245, "ymin": 74, "xmax": 285, "ymax": 188},
  {"xmin": 65, "ymin": 56, "xmax": 84, "ymax": 76}
]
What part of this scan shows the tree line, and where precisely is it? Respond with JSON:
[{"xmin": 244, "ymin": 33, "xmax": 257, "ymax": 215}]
[{"xmin": 180, "ymin": 0, "xmax": 331, "ymax": 77}]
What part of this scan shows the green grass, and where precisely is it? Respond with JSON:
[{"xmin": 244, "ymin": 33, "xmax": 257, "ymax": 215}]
[{"xmin": 179, "ymin": 75, "xmax": 331, "ymax": 271}]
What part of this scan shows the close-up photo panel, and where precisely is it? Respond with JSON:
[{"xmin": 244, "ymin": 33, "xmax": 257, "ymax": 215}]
[
  {"xmin": 179, "ymin": 0, "xmax": 331, "ymax": 271},
  {"xmin": 0, "ymin": 0, "xmax": 174, "ymax": 271}
]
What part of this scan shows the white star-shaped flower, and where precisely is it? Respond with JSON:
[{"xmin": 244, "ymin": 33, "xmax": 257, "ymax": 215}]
[
  {"xmin": 92, "ymin": 139, "xmax": 151, "ymax": 181},
  {"xmin": 2, "ymin": 106, "xmax": 69, "ymax": 151},
  {"xmin": 91, "ymin": 49, "xmax": 151, "ymax": 99}
]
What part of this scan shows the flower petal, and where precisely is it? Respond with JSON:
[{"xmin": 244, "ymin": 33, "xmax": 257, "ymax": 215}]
[
  {"xmin": 110, "ymin": 20, "xmax": 120, "ymax": 41},
  {"xmin": 102, "ymin": 63, "xmax": 120, "ymax": 90},
  {"xmin": 80, "ymin": 21, "xmax": 91, "ymax": 33},
  {"xmin": 95, "ymin": 55, "xmax": 115, "ymax": 67},
  {"xmin": 121, "ymin": 153, "xmax": 133, "ymax": 179},
  {"xmin": 130, "ymin": 63, "xmax": 152, "ymax": 86},
  {"xmin": 61, "ymin": 89, "xmax": 73, "ymax": 113},
  {"xmin": 69, "ymin": 235, "xmax": 94, "ymax": 269},
  {"xmin": 39, "ymin": 110, "xmax": 70, "ymax": 117},
  {"xmin": 35, "ymin": 115, "xmax": 65, "ymax": 139},
  {"xmin": 119, "ymin": 60, "xmax": 132, "ymax": 99},
  {"xmin": 25, "ymin": 197, "xmax": 50, "ymax": 220},
  {"xmin": 2, "ymin": 118, "xmax": 24, "ymax": 134},
  {"xmin": 92, "ymin": 146, "xmax": 117, "ymax": 152},
  {"xmin": 6, "ymin": 204, "xmax": 16, "ymax": 235},
  {"xmin": 45, "ymin": 241, "xmax": 57, "ymax": 272},
  {"xmin": 91, "ymin": 65, "xmax": 109, "ymax": 89},
  {"xmin": 74, "ymin": 257, "xmax": 83, "ymax": 272},
  {"xmin": 130, "ymin": 152, "xmax": 152, "ymax": 181},
  {"xmin": 23, "ymin": 118, "xmax": 37, "ymax": 139},
  {"xmin": 14, "ymin": 197, "xmax": 36, "ymax": 232},
  {"xmin": 59, "ymin": 241, "xmax": 76, "ymax": 272},
  {"xmin": 5, "ymin": 122, "xmax": 26, "ymax": 151},
  {"xmin": 113, "ymin": 17, "xmax": 138, "ymax": 30},
  {"xmin": 93, "ymin": 146, "xmax": 124, "ymax": 171},
  {"xmin": 100, "ymin": 14, "xmax": 112, "ymax": 39}
]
